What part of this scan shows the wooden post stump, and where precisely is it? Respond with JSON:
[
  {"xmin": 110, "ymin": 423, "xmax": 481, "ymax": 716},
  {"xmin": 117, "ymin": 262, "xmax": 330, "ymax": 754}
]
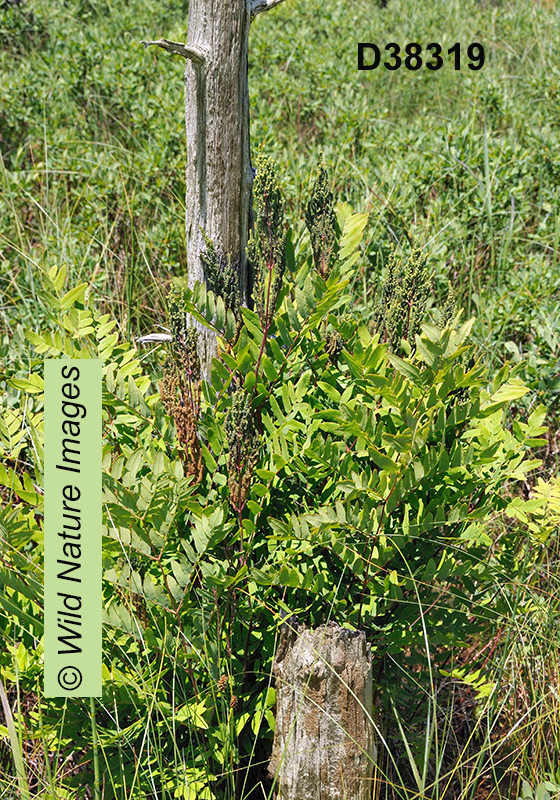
[{"xmin": 268, "ymin": 619, "xmax": 376, "ymax": 800}]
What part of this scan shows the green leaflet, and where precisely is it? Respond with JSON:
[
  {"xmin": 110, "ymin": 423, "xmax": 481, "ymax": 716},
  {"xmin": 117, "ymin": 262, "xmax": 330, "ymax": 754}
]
[{"xmin": 338, "ymin": 212, "xmax": 369, "ymax": 264}]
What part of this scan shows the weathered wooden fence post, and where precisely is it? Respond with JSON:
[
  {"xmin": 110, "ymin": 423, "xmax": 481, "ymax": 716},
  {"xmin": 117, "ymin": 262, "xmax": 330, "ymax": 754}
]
[
  {"xmin": 142, "ymin": 0, "xmax": 288, "ymax": 379},
  {"xmin": 268, "ymin": 619, "xmax": 376, "ymax": 800}
]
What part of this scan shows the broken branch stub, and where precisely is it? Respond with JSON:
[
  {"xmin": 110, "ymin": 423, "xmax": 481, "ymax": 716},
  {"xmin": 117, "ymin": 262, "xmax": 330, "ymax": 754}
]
[
  {"xmin": 251, "ymin": 0, "xmax": 289, "ymax": 17},
  {"xmin": 269, "ymin": 620, "xmax": 376, "ymax": 800},
  {"xmin": 140, "ymin": 39, "xmax": 207, "ymax": 65}
]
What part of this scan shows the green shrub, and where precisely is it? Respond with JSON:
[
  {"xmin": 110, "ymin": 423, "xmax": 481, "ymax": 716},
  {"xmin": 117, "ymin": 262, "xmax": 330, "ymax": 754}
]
[{"xmin": 0, "ymin": 161, "xmax": 548, "ymax": 798}]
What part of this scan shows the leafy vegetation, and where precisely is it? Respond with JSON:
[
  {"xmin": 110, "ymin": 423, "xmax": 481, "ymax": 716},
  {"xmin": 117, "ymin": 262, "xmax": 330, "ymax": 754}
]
[{"xmin": 2, "ymin": 0, "xmax": 560, "ymax": 798}]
